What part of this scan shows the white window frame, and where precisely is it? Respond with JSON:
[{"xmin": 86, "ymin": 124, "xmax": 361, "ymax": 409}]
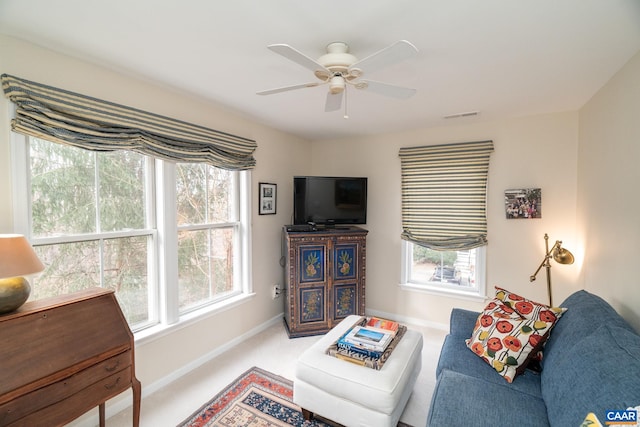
[
  {"xmin": 400, "ymin": 240, "xmax": 487, "ymax": 302},
  {"xmin": 10, "ymin": 132, "xmax": 253, "ymax": 341}
]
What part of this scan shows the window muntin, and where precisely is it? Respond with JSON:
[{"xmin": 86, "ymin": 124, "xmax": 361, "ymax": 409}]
[{"xmin": 19, "ymin": 136, "xmax": 249, "ymax": 333}]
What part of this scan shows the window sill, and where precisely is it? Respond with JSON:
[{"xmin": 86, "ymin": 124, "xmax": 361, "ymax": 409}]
[
  {"xmin": 133, "ymin": 292, "xmax": 256, "ymax": 347},
  {"xmin": 399, "ymin": 282, "xmax": 488, "ymax": 303}
]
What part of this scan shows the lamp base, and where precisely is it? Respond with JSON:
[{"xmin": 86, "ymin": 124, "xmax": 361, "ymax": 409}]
[{"xmin": 0, "ymin": 276, "xmax": 31, "ymax": 314}]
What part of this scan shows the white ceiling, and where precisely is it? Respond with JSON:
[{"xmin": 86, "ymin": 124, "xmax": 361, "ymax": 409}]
[{"xmin": 1, "ymin": 0, "xmax": 639, "ymax": 141}]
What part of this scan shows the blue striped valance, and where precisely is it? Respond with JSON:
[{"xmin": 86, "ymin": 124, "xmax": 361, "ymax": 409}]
[
  {"xmin": 1, "ymin": 74, "xmax": 257, "ymax": 170},
  {"xmin": 399, "ymin": 140, "xmax": 494, "ymax": 250}
]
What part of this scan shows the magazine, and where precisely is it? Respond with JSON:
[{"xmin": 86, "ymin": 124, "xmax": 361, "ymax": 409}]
[
  {"xmin": 365, "ymin": 317, "xmax": 400, "ymax": 337},
  {"xmin": 341, "ymin": 326, "xmax": 394, "ymax": 352}
]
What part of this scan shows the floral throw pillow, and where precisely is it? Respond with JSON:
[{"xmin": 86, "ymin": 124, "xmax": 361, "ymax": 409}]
[
  {"xmin": 465, "ymin": 296, "xmax": 566, "ymax": 383},
  {"xmin": 494, "ymin": 286, "xmax": 568, "ymax": 365},
  {"xmin": 494, "ymin": 286, "xmax": 565, "ymax": 319}
]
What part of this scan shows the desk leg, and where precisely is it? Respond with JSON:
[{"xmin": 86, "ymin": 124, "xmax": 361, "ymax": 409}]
[
  {"xmin": 99, "ymin": 403, "xmax": 105, "ymax": 427},
  {"xmin": 132, "ymin": 378, "xmax": 142, "ymax": 427}
]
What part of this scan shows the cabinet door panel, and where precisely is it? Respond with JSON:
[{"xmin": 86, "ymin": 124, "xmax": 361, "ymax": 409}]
[
  {"xmin": 333, "ymin": 283, "xmax": 358, "ymax": 320},
  {"xmin": 333, "ymin": 244, "xmax": 358, "ymax": 280},
  {"xmin": 299, "ymin": 286, "xmax": 326, "ymax": 324},
  {"xmin": 298, "ymin": 246, "xmax": 326, "ymax": 283}
]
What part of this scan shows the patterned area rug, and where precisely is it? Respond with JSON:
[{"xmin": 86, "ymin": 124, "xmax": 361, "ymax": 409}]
[
  {"xmin": 178, "ymin": 366, "xmax": 414, "ymax": 427},
  {"xmin": 177, "ymin": 367, "xmax": 333, "ymax": 427}
]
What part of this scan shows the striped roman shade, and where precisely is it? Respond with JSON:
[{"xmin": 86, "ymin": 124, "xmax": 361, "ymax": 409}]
[
  {"xmin": 399, "ymin": 140, "xmax": 494, "ymax": 250},
  {"xmin": 1, "ymin": 74, "xmax": 257, "ymax": 170}
]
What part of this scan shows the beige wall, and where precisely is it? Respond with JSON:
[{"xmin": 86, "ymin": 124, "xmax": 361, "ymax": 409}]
[
  {"xmin": 0, "ymin": 35, "xmax": 311, "ymax": 392},
  {"xmin": 310, "ymin": 112, "xmax": 581, "ymax": 325},
  {"xmin": 577, "ymin": 50, "xmax": 640, "ymax": 332}
]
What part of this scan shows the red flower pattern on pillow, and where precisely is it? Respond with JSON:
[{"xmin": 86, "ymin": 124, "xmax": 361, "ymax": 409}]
[
  {"xmin": 496, "ymin": 320, "xmax": 514, "ymax": 333},
  {"xmin": 471, "ymin": 342, "xmax": 484, "ymax": 356},
  {"xmin": 480, "ymin": 314, "xmax": 494, "ymax": 327},
  {"xmin": 515, "ymin": 301, "xmax": 534, "ymax": 315},
  {"xmin": 528, "ymin": 334, "xmax": 543, "ymax": 347},
  {"xmin": 539, "ymin": 310, "xmax": 557, "ymax": 323},
  {"xmin": 487, "ymin": 337, "xmax": 503, "ymax": 352},
  {"xmin": 503, "ymin": 335, "xmax": 522, "ymax": 352}
]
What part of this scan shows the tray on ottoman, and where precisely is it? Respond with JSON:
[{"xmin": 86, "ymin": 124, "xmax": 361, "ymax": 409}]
[{"xmin": 294, "ymin": 315, "xmax": 423, "ymax": 427}]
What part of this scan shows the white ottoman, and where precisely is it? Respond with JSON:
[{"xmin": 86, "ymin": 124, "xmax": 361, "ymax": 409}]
[{"xmin": 294, "ymin": 315, "xmax": 423, "ymax": 427}]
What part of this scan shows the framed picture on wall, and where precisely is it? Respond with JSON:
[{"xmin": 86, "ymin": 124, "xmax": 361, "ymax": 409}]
[
  {"xmin": 505, "ymin": 188, "xmax": 541, "ymax": 219},
  {"xmin": 259, "ymin": 182, "xmax": 277, "ymax": 215}
]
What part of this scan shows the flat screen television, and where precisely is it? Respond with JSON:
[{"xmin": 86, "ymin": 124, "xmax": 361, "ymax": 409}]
[{"xmin": 293, "ymin": 176, "xmax": 367, "ymax": 226}]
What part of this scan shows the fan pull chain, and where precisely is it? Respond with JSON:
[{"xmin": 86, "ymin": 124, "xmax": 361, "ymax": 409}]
[{"xmin": 343, "ymin": 87, "xmax": 349, "ymax": 119}]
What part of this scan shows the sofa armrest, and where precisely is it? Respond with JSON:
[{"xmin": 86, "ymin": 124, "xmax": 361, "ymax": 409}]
[{"xmin": 449, "ymin": 308, "xmax": 480, "ymax": 337}]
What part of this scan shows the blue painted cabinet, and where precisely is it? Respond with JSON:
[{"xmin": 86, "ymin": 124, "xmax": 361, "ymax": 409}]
[{"xmin": 283, "ymin": 226, "xmax": 367, "ymax": 337}]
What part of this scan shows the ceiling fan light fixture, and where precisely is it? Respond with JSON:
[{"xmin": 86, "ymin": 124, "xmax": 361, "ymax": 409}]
[{"xmin": 329, "ymin": 75, "xmax": 345, "ymax": 94}]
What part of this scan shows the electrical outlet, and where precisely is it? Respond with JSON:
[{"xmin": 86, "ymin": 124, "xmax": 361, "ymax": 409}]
[{"xmin": 272, "ymin": 284, "xmax": 280, "ymax": 299}]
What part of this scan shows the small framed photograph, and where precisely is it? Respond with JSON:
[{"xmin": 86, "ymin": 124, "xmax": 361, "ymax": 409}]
[
  {"xmin": 259, "ymin": 182, "xmax": 277, "ymax": 215},
  {"xmin": 505, "ymin": 188, "xmax": 541, "ymax": 219}
]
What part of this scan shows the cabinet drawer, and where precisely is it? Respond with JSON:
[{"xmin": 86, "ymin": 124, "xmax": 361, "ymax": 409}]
[
  {"xmin": 0, "ymin": 351, "xmax": 132, "ymax": 426},
  {"xmin": 7, "ymin": 367, "xmax": 132, "ymax": 427}
]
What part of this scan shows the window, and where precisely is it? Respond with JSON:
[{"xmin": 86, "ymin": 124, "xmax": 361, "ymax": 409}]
[
  {"xmin": 12, "ymin": 135, "xmax": 251, "ymax": 333},
  {"xmin": 401, "ymin": 242, "xmax": 486, "ymax": 299}
]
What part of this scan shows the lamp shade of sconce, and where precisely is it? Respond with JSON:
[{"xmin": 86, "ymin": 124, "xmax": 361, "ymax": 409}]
[
  {"xmin": 553, "ymin": 246, "xmax": 575, "ymax": 265},
  {"xmin": 0, "ymin": 234, "xmax": 45, "ymax": 314}
]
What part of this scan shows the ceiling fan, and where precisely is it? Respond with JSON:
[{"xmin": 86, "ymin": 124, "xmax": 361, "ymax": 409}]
[{"xmin": 257, "ymin": 40, "xmax": 419, "ymax": 118}]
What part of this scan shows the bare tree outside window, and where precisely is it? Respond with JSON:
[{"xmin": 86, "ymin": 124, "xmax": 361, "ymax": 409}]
[{"xmin": 26, "ymin": 137, "xmax": 242, "ymax": 330}]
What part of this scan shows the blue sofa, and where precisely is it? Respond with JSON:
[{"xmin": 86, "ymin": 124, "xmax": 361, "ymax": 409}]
[{"xmin": 427, "ymin": 290, "xmax": 640, "ymax": 427}]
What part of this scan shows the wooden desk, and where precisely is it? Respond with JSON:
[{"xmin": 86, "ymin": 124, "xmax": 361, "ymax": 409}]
[{"xmin": 0, "ymin": 288, "xmax": 141, "ymax": 426}]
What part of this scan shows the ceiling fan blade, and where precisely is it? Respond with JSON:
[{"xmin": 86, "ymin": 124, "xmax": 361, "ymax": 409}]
[
  {"xmin": 257, "ymin": 82, "xmax": 321, "ymax": 96},
  {"xmin": 358, "ymin": 80, "xmax": 417, "ymax": 99},
  {"xmin": 349, "ymin": 40, "xmax": 418, "ymax": 74},
  {"xmin": 325, "ymin": 92, "xmax": 343, "ymax": 112},
  {"xmin": 267, "ymin": 44, "xmax": 330, "ymax": 74}
]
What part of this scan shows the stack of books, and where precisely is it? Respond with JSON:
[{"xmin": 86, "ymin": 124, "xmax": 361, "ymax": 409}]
[{"xmin": 336, "ymin": 317, "xmax": 400, "ymax": 359}]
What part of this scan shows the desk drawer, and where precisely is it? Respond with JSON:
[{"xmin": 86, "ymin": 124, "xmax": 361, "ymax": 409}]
[{"xmin": 0, "ymin": 351, "xmax": 132, "ymax": 426}]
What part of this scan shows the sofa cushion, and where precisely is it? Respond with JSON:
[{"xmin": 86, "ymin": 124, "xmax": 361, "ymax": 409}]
[
  {"xmin": 541, "ymin": 291, "xmax": 636, "ymax": 368},
  {"xmin": 541, "ymin": 324, "xmax": 640, "ymax": 427},
  {"xmin": 427, "ymin": 369, "xmax": 550, "ymax": 427},
  {"xmin": 448, "ymin": 308, "xmax": 481, "ymax": 338},
  {"xmin": 465, "ymin": 298, "xmax": 565, "ymax": 383},
  {"xmin": 438, "ymin": 332, "xmax": 542, "ymax": 397}
]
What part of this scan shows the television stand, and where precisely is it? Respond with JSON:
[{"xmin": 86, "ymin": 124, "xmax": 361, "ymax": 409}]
[{"xmin": 282, "ymin": 225, "xmax": 368, "ymax": 337}]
